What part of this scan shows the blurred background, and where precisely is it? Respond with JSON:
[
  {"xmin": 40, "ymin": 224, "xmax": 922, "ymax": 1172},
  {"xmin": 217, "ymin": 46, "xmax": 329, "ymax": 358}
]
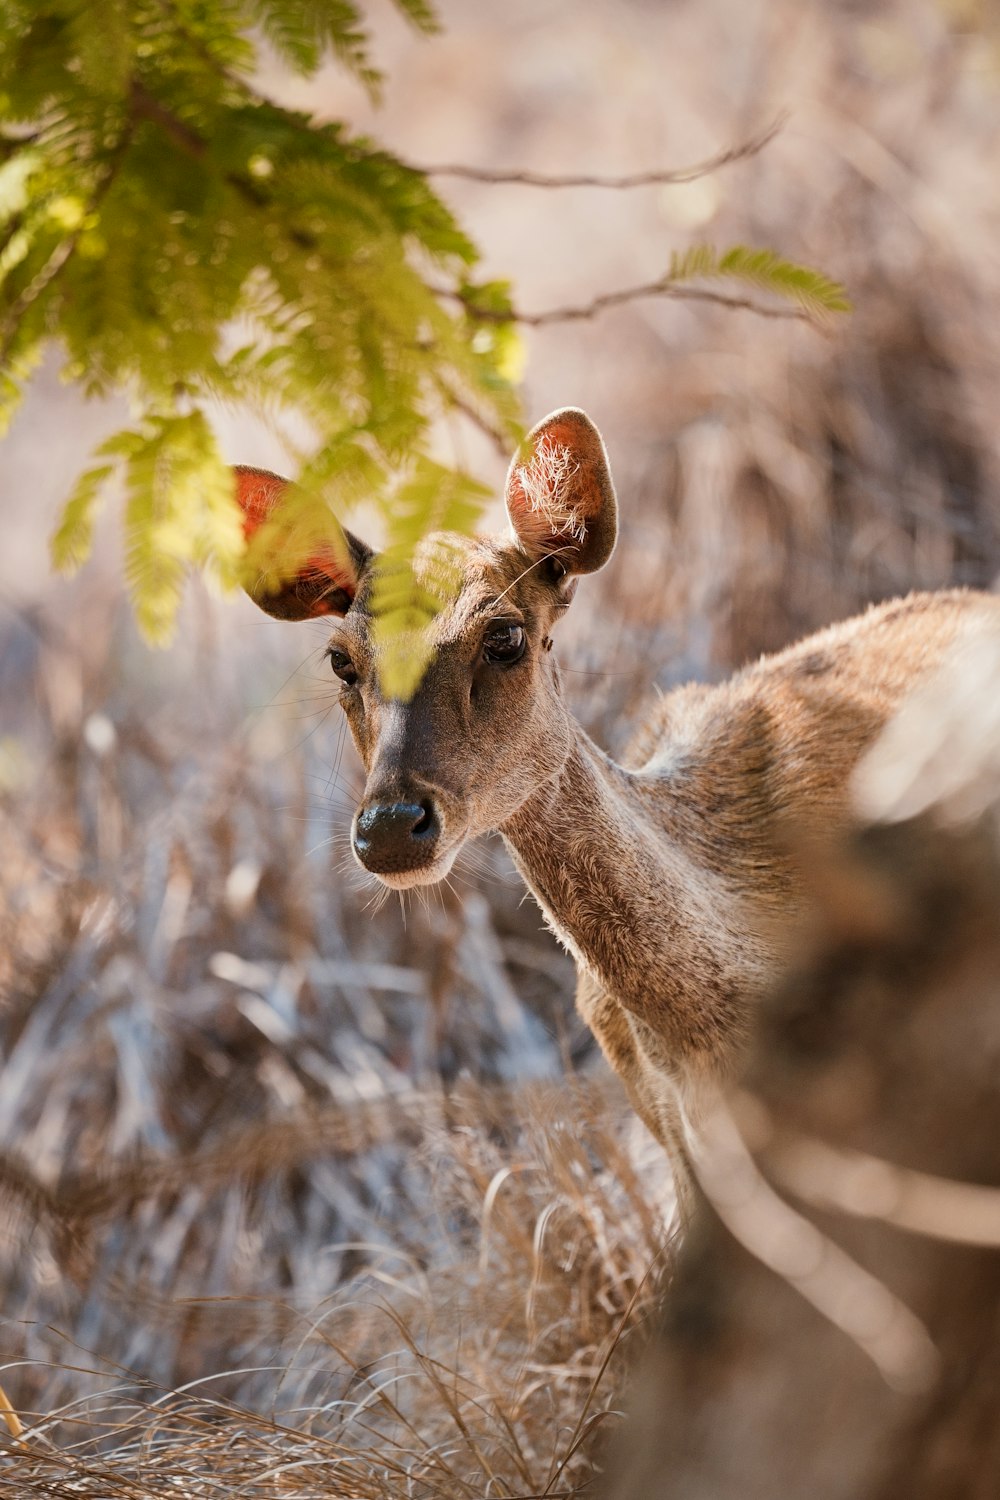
[{"xmin": 2, "ymin": 0, "xmax": 1000, "ymax": 1492}]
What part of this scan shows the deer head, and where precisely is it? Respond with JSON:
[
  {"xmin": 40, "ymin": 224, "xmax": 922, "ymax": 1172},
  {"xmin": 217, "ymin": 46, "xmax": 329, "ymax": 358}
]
[{"xmin": 235, "ymin": 409, "xmax": 618, "ymax": 887}]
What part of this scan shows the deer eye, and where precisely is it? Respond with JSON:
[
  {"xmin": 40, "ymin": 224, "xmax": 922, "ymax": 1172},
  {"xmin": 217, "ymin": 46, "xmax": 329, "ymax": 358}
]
[
  {"xmin": 483, "ymin": 623, "xmax": 526, "ymax": 665},
  {"xmin": 325, "ymin": 646, "xmax": 358, "ymax": 685}
]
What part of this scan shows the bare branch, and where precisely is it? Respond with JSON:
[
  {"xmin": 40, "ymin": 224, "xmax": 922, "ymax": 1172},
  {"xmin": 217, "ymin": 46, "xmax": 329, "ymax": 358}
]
[
  {"xmin": 432, "ymin": 377, "xmax": 514, "ymax": 458},
  {"xmin": 520, "ymin": 282, "xmax": 813, "ymax": 326},
  {"xmin": 132, "ymin": 13, "xmax": 784, "ymax": 201},
  {"xmin": 445, "ymin": 278, "xmax": 816, "ymax": 330},
  {"xmin": 419, "ymin": 114, "xmax": 786, "ymax": 189}
]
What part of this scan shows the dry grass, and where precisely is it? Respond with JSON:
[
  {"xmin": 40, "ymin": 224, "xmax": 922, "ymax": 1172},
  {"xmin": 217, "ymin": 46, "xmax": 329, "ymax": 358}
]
[
  {"xmin": 0, "ymin": 606, "xmax": 672, "ymax": 1495},
  {"xmin": 0, "ymin": 1085, "xmax": 669, "ymax": 1497}
]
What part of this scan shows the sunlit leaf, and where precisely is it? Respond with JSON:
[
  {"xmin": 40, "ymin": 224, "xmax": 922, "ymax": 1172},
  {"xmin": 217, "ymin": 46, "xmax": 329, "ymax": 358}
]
[
  {"xmin": 2, "ymin": 0, "xmax": 520, "ymax": 685},
  {"xmin": 50, "ymin": 462, "xmax": 115, "ymax": 572},
  {"xmin": 666, "ymin": 242, "xmax": 852, "ymax": 317},
  {"xmin": 370, "ymin": 459, "xmax": 488, "ymax": 698}
]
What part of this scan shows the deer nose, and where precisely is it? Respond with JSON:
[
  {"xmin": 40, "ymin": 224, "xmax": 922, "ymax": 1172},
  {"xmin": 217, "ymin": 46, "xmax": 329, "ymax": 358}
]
[{"xmin": 352, "ymin": 798, "xmax": 441, "ymax": 873}]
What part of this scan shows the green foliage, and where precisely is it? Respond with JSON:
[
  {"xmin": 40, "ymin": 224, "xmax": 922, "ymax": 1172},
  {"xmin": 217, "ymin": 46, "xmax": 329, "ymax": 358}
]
[
  {"xmin": 240, "ymin": 448, "xmax": 489, "ymax": 694},
  {"xmin": 0, "ymin": 0, "xmax": 849, "ymax": 697},
  {"xmin": 369, "ymin": 457, "xmax": 489, "ymax": 698},
  {"xmin": 65, "ymin": 410, "xmax": 241, "ymax": 641},
  {"xmin": 0, "ymin": 0, "xmax": 520, "ymax": 689},
  {"xmin": 50, "ymin": 460, "xmax": 115, "ymax": 572},
  {"xmin": 666, "ymin": 243, "xmax": 852, "ymax": 318}
]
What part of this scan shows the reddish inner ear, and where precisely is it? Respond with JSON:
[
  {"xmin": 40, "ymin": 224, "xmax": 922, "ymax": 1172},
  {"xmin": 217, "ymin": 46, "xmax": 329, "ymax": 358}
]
[
  {"xmin": 234, "ymin": 466, "xmax": 359, "ymax": 615},
  {"xmin": 506, "ymin": 423, "xmax": 604, "ymax": 554},
  {"xmin": 235, "ymin": 467, "xmax": 286, "ymax": 537}
]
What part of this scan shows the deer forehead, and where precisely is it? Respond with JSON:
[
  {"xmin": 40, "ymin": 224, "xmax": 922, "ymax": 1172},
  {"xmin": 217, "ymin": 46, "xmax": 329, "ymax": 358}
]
[{"xmin": 349, "ymin": 532, "xmax": 542, "ymax": 650}]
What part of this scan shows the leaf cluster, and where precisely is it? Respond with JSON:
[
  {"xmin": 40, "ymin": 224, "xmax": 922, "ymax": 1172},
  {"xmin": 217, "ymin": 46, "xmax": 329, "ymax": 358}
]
[
  {"xmin": 666, "ymin": 243, "xmax": 852, "ymax": 319},
  {"xmin": 0, "ymin": 0, "xmax": 521, "ymax": 680}
]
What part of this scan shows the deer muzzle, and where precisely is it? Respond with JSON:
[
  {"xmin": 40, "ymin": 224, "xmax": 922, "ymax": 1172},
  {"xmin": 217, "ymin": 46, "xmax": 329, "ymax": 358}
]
[{"xmin": 352, "ymin": 794, "xmax": 443, "ymax": 878}]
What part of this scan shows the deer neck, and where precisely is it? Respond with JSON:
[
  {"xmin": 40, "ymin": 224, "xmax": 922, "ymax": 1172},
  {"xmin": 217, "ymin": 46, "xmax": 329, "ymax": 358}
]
[{"xmin": 499, "ymin": 725, "xmax": 757, "ymax": 1061}]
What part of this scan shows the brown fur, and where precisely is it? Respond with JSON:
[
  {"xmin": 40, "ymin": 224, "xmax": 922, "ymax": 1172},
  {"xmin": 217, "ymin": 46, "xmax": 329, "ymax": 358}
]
[{"xmin": 234, "ymin": 410, "xmax": 1000, "ymax": 1198}]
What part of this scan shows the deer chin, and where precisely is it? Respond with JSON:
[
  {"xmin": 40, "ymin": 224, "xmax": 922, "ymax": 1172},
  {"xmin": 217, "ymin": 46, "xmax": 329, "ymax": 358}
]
[{"xmin": 367, "ymin": 842, "xmax": 462, "ymax": 891}]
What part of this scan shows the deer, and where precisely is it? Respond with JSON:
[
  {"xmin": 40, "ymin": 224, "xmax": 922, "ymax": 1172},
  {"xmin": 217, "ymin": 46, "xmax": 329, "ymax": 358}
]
[{"xmin": 233, "ymin": 408, "xmax": 1000, "ymax": 1201}]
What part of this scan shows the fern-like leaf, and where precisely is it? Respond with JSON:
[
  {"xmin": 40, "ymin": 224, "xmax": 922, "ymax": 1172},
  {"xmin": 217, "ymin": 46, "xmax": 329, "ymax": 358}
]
[
  {"xmin": 248, "ymin": 0, "xmax": 381, "ymax": 94},
  {"xmin": 67, "ymin": 413, "xmax": 244, "ymax": 643},
  {"xmin": 666, "ymin": 242, "xmax": 851, "ymax": 318},
  {"xmin": 0, "ymin": 148, "xmax": 39, "ymax": 224},
  {"xmin": 665, "ymin": 244, "xmax": 719, "ymax": 283},
  {"xmin": 370, "ymin": 458, "xmax": 488, "ymax": 699},
  {"xmin": 391, "ymin": 0, "xmax": 438, "ymax": 33},
  {"xmin": 716, "ymin": 245, "xmax": 851, "ymax": 316},
  {"xmin": 122, "ymin": 426, "xmax": 188, "ymax": 646},
  {"xmin": 50, "ymin": 462, "xmax": 115, "ymax": 572}
]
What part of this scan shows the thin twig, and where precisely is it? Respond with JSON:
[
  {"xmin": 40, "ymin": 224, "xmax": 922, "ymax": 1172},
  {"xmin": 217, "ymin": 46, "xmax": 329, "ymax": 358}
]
[
  {"xmin": 419, "ymin": 114, "xmax": 786, "ymax": 189},
  {"xmin": 522, "ymin": 282, "xmax": 813, "ymax": 326},
  {"xmin": 446, "ymin": 279, "xmax": 815, "ymax": 330},
  {"xmin": 129, "ymin": 78, "xmax": 203, "ymax": 156},
  {"xmin": 0, "ymin": 1385, "xmax": 24, "ymax": 1441},
  {"xmin": 432, "ymin": 375, "xmax": 514, "ymax": 457}
]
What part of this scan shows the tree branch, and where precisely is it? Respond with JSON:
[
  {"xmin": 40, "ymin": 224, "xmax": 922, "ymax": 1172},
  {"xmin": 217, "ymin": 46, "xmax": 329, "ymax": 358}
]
[
  {"xmin": 523, "ymin": 282, "xmax": 811, "ymax": 326},
  {"xmin": 130, "ymin": 78, "xmax": 205, "ymax": 157},
  {"xmin": 448, "ymin": 277, "xmax": 817, "ymax": 330},
  {"xmin": 129, "ymin": 81, "xmax": 322, "ymax": 251},
  {"xmin": 431, "ymin": 376, "xmax": 513, "ymax": 458},
  {"xmin": 418, "ymin": 114, "xmax": 786, "ymax": 189},
  {"xmin": 151, "ymin": 9, "xmax": 783, "ymax": 200}
]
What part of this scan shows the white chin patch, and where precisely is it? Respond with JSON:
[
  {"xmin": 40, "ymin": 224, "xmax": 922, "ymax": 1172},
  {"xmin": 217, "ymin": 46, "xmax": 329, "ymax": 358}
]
[{"xmin": 374, "ymin": 845, "xmax": 460, "ymax": 890}]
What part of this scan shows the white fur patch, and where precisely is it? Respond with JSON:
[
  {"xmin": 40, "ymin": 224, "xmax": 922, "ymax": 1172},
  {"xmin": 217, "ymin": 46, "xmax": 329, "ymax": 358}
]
[{"xmin": 510, "ymin": 437, "xmax": 589, "ymax": 547}]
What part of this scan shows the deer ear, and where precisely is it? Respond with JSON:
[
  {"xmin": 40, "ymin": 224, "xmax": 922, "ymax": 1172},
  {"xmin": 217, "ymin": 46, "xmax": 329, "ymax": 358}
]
[
  {"xmin": 504, "ymin": 408, "xmax": 618, "ymax": 576},
  {"xmin": 233, "ymin": 466, "xmax": 372, "ymax": 621}
]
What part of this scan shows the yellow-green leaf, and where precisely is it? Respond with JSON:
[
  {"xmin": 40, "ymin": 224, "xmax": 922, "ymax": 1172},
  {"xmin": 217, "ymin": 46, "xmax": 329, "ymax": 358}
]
[
  {"xmin": 51, "ymin": 463, "xmax": 115, "ymax": 572},
  {"xmin": 666, "ymin": 242, "xmax": 851, "ymax": 318}
]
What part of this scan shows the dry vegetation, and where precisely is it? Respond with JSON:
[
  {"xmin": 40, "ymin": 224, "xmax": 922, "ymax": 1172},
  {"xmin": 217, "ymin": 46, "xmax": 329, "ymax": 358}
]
[
  {"xmin": 0, "ymin": 616, "xmax": 674, "ymax": 1494},
  {"xmin": 3, "ymin": 0, "xmax": 1000, "ymax": 1494}
]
